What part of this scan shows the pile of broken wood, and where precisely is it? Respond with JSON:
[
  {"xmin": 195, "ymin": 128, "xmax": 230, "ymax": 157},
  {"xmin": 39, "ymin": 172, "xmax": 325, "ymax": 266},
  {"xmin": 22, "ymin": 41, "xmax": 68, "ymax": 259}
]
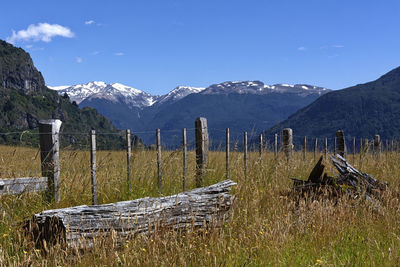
[{"xmin": 290, "ymin": 154, "xmax": 388, "ymax": 201}]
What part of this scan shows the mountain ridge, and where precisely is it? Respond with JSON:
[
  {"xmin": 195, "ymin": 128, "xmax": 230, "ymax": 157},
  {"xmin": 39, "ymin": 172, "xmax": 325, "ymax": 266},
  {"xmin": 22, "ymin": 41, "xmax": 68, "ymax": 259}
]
[
  {"xmin": 49, "ymin": 80, "xmax": 329, "ymax": 108},
  {"xmin": 52, "ymin": 80, "xmax": 330, "ymax": 146},
  {"xmin": 263, "ymin": 65, "xmax": 400, "ymax": 142}
]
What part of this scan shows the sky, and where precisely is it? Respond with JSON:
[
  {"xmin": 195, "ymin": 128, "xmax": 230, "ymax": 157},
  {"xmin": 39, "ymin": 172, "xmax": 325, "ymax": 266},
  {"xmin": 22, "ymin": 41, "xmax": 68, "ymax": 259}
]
[{"xmin": 1, "ymin": 0, "xmax": 400, "ymax": 94}]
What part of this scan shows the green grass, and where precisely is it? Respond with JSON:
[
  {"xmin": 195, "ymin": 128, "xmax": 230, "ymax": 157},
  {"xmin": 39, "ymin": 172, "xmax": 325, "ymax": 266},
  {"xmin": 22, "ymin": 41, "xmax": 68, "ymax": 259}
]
[{"xmin": 1, "ymin": 145, "xmax": 400, "ymax": 266}]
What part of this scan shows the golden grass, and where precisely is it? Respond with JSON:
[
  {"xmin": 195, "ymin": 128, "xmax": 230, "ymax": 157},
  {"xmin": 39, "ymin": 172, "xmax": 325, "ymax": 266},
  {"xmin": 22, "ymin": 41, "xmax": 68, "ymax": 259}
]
[{"xmin": 1, "ymin": 145, "xmax": 400, "ymax": 266}]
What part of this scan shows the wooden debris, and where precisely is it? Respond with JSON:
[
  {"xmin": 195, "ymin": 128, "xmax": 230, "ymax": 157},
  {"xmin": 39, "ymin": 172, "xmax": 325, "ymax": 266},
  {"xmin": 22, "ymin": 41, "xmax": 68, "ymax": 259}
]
[
  {"xmin": 0, "ymin": 177, "xmax": 47, "ymax": 195},
  {"xmin": 291, "ymin": 154, "xmax": 388, "ymax": 200},
  {"xmin": 26, "ymin": 180, "xmax": 236, "ymax": 248}
]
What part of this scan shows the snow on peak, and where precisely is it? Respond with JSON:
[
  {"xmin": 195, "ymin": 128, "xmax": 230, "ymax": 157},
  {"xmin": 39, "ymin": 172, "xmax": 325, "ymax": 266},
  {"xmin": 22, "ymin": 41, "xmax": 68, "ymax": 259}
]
[
  {"xmin": 200, "ymin": 81, "xmax": 329, "ymax": 96},
  {"xmin": 49, "ymin": 80, "xmax": 329, "ymax": 108},
  {"xmin": 156, "ymin": 85, "xmax": 206, "ymax": 104},
  {"xmin": 48, "ymin": 81, "xmax": 152, "ymax": 107}
]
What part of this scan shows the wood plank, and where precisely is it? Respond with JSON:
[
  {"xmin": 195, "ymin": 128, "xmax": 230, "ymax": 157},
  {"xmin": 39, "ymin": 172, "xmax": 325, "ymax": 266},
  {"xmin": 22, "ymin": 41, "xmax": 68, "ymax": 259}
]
[{"xmin": 0, "ymin": 177, "xmax": 47, "ymax": 195}]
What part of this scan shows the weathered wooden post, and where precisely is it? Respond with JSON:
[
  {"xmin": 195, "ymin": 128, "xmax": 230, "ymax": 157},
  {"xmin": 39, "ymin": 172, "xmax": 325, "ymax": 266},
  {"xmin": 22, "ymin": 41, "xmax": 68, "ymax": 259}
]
[
  {"xmin": 359, "ymin": 138, "xmax": 363, "ymax": 161},
  {"xmin": 195, "ymin": 117, "xmax": 209, "ymax": 187},
  {"xmin": 274, "ymin": 133, "xmax": 278, "ymax": 158},
  {"xmin": 364, "ymin": 138, "xmax": 369, "ymax": 153},
  {"xmin": 243, "ymin": 132, "xmax": 247, "ymax": 179},
  {"xmin": 39, "ymin": 119, "xmax": 62, "ymax": 203},
  {"xmin": 126, "ymin": 129, "xmax": 132, "ymax": 192},
  {"xmin": 336, "ymin": 130, "xmax": 346, "ymax": 158},
  {"xmin": 226, "ymin": 128, "xmax": 230, "ymax": 179},
  {"xmin": 374, "ymin": 134, "xmax": 381, "ymax": 157},
  {"xmin": 259, "ymin": 134, "xmax": 263, "ymax": 158},
  {"xmin": 324, "ymin": 137, "xmax": 328, "ymax": 159},
  {"xmin": 90, "ymin": 129, "xmax": 98, "ymax": 205},
  {"xmin": 352, "ymin": 137, "xmax": 356, "ymax": 162},
  {"xmin": 156, "ymin": 129, "xmax": 162, "ymax": 193},
  {"xmin": 314, "ymin": 138, "xmax": 318, "ymax": 161},
  {"xmin": 303, "ymin": 136, "xmax": 307, "ymax": 161},
  {"xmin": 182, "ymin": 128, "xmax": 187, "ymax": 191},
  {"xmin": 282, "ymin": 128, "xmax": 293, "ymax": 161}
]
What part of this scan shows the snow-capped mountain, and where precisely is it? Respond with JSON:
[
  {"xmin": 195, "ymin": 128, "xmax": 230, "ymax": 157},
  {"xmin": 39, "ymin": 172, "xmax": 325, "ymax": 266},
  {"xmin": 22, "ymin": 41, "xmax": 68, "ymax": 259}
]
[
  {"xmin": 48, "ymin": 82, "xmax": 206, "ymax": 108},
  {"xmin": 48, "ymin": 80, "xmax": 330, "ymax": 146},
  {"xmin": 48, "ymin": 81, "xmax": 156, "ymax": 108},
  {"xmin": 49, "ymin": 80, "xmax": 328, "ymax": 108}
]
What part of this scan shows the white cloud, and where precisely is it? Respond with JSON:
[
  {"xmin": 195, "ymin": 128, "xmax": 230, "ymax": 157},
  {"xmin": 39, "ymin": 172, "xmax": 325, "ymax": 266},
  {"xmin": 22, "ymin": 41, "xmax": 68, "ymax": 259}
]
[
  {"xmin": 85, "ymin": 20, "xmax": 95, "ymax": 25},
  {"xmin": 91, "ymin": 51, "xmax": 100, "ymax": 55},
  {"xmin": 6, "ymin": 23, "xmax": 74, "ymax": 44},
  {"xmin": 114, "ymin": 52, "xmax": 124, "ymax": 56},
  {"xmin": 320, "ymin": 45, "xmax": 345, "ymax": 50},
  {"xmin": 298, "ymin": 46, "xmax": 306, "ymax": 51},
  {"xmin": 76, "ymin": 57, "xmax": 83, "ymax": 63}
]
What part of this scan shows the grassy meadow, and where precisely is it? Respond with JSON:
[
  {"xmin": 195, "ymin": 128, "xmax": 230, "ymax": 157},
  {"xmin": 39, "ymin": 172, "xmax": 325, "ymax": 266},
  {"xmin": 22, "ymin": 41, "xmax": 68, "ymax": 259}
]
[{"xmin": 1, "ymin": 144, "xmax": 400, "ymax": 266}]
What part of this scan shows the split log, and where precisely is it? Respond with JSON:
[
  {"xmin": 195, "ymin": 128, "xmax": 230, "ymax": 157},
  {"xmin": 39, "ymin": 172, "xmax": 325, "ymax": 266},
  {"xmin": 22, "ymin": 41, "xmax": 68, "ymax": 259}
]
[
  {"xmin": 291, "ymin": 154, "xmax": 387, "ymax": 200},
  {"xmin": 26, "ymin": 180, "xmax": 236, "ymax": 248},
  {"xmin": 0, "ymin": 177, "xmax": 47, "ymax": 195}
]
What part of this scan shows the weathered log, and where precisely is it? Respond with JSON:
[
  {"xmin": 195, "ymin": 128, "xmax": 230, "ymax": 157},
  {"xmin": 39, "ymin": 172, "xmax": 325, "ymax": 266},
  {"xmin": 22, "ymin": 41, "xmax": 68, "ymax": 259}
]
[
  {"xmin": 0, "ymin": 177, "xmax": 47, "ymax": 195},
  {"xmin": 26, "ymin": 180, "xmax": 236, "ymax": 248}
]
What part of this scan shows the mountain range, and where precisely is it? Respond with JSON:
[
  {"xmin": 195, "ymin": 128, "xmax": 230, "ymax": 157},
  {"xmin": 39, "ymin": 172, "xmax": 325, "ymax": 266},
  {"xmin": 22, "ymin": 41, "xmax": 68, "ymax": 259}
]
[
  {"xmin": 264, "ymin": 66, "xmax": 400, "ymax": 145},
  {"xmin": 0, "ymin": 39, "xmax": 141, "ymax": 148},
  {"xmin": 50, "ymin": 81, "xmax": 330, "ymax": 146},
  {"xmin": 3, "ymin": 38, "xmax": 400, "ymax": 151}
]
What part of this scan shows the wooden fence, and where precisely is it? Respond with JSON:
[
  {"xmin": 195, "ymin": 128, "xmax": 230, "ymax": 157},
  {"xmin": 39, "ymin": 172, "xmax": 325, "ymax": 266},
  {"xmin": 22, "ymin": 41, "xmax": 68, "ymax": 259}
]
[{"xmin": 0, "ymin": 117, "xmax": 397, "ymax": 205}]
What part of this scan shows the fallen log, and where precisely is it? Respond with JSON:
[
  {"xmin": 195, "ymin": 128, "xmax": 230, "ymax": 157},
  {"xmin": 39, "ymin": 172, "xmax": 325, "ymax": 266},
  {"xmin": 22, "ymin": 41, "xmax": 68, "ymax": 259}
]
[
  {"xmin": 291, "ymin": 154, "xmax": 388, "ymax": 200},
  {"xmin": 0, "ymin": 177, "xmax": 47, "ymax": 195},
  {"xmin": 26, "ymin": 180, "xmax": 236, "ymax": 248}
]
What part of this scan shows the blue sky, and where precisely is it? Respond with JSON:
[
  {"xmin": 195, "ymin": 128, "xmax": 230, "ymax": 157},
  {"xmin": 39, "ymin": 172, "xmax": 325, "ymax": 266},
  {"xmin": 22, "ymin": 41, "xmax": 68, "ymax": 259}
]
[{"xmin": 1, "ymin": 0, "xmax": 400, "ymax": 94}]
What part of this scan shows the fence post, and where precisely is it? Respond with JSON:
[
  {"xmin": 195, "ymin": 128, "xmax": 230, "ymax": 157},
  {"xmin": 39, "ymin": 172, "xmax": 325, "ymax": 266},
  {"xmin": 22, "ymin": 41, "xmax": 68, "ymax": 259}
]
[
  {"xmin": 352, "ymin": 137, "xmax": 356, "ymax": 162},
  {"xmin": 126, "ymin": 129, "xmax": 132, "ymax": 192},
  {"xmin": 195, "ymin": 117, "xmax": 209, "ymax": 187},
  {"xmin": 359, "ymin": 138, "xmax": 363, "ymax": 161},
  {"xmin": 259, "ymin": 134, "xmax": 263, "ymax": 158},
  {"xmin": 182, "ymin": 128, "xmax": 187, "ymax": 191},
  {"xmin": 303, "ymin": 136, "xmax": 307, "ymax": 160},
  {"xmin": 90, "ymin": 129, "xmax": 98, "ymax": 205},
  {"xmin": 374, "ymin": 134, "xmax": 381, "ymax": 157},
  {"xmin": 156, "ymin": 129, "xmax": 162, "ymax": 193},
  {"xmin": 364, "ymin": 138, "xmax": 369, "ymax": 153},
  {"xmin": 226, "ymin": 128, "xmax": 230, "ymax": 179},
  {"xmin": 282, "ymin": 128, "xmax": 293, "ymax": 161},
  {"xmin": 244, "ymin": 132, "xmax": 247, "ymax": 179},
  {"xmin": 336, "ymin": 130, "xmax": 346, "ymax": 158},
  {"xmin": 274, "ymin": 133, "xmax": 278, "ymax": 158},
  {"xmin": 39, "ymin": 119, "xmax": 62, "ymax": 203},
  {"xmin": 324, "ymin": 137, "xmax": 328, "ymax": 159},
  {"xmin": 314, "ymin": 138, "xmax": 318, "ymax": 161}
]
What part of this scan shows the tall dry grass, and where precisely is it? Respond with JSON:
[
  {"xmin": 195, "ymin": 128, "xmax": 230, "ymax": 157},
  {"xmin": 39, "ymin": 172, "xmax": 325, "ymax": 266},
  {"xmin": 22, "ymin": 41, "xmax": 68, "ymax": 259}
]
[{"xmin": 1, "ymin": 144, "xmax": 400, "ymax": 266}]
